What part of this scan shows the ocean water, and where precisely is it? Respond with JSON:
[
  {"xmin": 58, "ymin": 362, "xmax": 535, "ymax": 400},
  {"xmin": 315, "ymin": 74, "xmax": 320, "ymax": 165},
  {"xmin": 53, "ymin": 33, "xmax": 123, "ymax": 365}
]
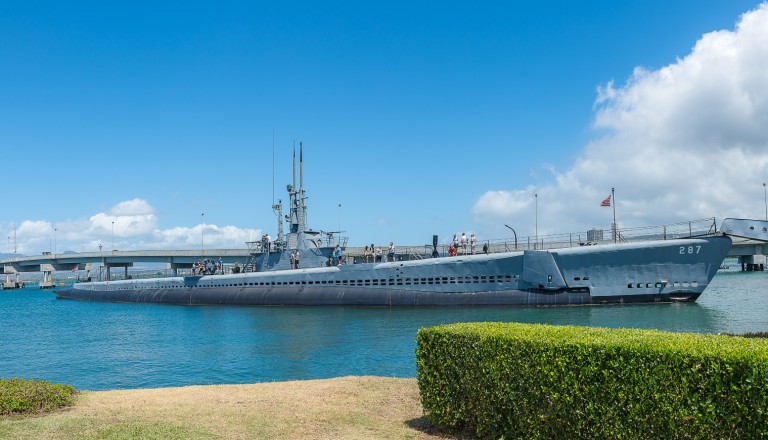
[{"xmin": 0, "ymin": 270, "xmax": 766, "ymax": 391}]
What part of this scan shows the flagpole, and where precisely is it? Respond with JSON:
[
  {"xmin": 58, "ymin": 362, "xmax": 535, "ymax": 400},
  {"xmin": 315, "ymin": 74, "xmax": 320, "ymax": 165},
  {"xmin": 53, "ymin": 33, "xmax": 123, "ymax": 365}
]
[{"xmin": 612, "ymin": 187, "xmax": 616, "ymax": 243}]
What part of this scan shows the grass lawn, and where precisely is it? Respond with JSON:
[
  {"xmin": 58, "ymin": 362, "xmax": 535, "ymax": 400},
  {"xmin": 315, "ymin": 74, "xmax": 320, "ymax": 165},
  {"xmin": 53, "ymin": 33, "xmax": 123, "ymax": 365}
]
[{"xmin": 0, "ymin": 376, "xmax": 458, "ymax": 440}]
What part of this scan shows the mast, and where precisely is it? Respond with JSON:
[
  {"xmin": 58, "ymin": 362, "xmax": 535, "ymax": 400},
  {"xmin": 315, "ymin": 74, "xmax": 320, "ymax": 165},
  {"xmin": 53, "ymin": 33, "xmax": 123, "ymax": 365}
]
[
  {"xmin": 300, "ymin": 142, "xmax": 303, "ymax": 192},
  {"xmin": 299, "ymin": 142, "xmax": 306, "ymax": 233},
  {"xmin": 284, "ymin": 142, "xmax": 308, "ymax": 248},
  {"xmin": 292, "ymin": 142, "xmax": 296, "ymax": 191},
  {"xmin": 272, "ymin": 129, "xmax": 275, "ymax": 206},
  {"xmin": 271, "ymin": 131, "xmax": 284, "ymax": 248}
]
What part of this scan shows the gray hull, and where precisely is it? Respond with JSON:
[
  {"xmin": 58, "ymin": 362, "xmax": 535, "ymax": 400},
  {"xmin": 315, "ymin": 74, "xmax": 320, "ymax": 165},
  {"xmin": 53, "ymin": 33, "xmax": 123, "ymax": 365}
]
[{"xmin": 56, "ymin": 236, "xmax": 732, "ymax": 307}]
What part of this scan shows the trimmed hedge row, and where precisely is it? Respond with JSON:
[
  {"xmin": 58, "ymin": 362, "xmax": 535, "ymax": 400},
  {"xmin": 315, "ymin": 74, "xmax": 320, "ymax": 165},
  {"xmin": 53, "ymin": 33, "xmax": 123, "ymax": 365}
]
[
  {"xmin": 0, "ymin": 378, "xmax": 76, "ymax": 417},
  {"xmin": 416, "ymin": 323, "xmax": 768, "ymax": 439}
]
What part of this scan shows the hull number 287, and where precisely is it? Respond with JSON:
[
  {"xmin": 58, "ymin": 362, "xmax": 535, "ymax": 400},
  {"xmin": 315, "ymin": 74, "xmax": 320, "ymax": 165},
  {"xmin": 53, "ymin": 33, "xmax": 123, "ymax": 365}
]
[{"xmin": 680, "ymin": 245, "xmax": 701, "ymax": 255}]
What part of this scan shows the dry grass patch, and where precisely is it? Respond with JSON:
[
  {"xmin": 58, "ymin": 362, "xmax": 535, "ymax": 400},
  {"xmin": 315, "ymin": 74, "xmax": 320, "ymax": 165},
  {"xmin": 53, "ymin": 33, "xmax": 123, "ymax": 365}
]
[{"xmin": 0, "ymin": 376, "xmax": 457, "ymax": 440}]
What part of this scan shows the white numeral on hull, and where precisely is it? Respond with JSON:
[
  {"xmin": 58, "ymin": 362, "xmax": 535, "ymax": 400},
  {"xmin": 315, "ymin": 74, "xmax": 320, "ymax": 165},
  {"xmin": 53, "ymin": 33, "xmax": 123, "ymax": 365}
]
[{"xmin": 679, "ymin": 245, "xmax": 701, "ymax": 255}]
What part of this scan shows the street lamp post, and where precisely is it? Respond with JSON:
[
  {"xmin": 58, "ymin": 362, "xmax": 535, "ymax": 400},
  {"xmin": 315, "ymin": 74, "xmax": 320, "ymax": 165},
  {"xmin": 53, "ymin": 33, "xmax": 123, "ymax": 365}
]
[
  {"xmin": 111, "ymin": 221, "xmax": 114, "ymax": 251},
  {"xmin": 763, "ymin": 182, "xmax": 767, "ymax": 221},
  {"xmin": 337, "ymin": 204, "xmax": 341, "ymax": 245},
  {"xmin": 98, "ymin": 242, "xmax": 104, "ymax": 281},
  {"xmin": 201, "ymin": 212, "xmax": 205, "ymax": 257},
  {"xmin": 504, "ymin": 224, "xmax": 518, "ymax": 250},
  {"xmin": 54, "ymin": 227, "xmax": 57, "ymax": 256}
]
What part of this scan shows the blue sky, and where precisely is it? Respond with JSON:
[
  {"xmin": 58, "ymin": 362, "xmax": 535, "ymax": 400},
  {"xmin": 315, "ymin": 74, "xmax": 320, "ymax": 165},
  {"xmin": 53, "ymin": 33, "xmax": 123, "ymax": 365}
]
[{"xmin": 2, "ymin": 1, "xmax": 767, "ymax": 255}]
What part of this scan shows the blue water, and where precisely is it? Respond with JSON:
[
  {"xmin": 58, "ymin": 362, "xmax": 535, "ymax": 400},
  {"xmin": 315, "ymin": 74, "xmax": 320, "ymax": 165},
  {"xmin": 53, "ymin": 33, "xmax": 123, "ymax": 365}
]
[{"xmin": 1, "ymin": 270, "xmax": 766, "ymax": 390}]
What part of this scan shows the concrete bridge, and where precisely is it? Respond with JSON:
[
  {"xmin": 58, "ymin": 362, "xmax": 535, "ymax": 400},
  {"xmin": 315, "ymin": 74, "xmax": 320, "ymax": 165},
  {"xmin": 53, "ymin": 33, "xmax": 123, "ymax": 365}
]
[
  {"xmin": 724, "ymin": 237, "xmax": 767, "ymax": 271},
  {"xmin": 1, "ymin": 249, "xmax": 251, "ymax": 288}
]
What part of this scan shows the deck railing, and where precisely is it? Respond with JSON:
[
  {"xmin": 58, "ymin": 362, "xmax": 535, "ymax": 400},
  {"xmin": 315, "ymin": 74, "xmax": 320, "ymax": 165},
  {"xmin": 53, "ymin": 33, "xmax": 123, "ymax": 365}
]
[{"xmin": 343, "ymin": 217, "xmax": 719, "ymax": 260}]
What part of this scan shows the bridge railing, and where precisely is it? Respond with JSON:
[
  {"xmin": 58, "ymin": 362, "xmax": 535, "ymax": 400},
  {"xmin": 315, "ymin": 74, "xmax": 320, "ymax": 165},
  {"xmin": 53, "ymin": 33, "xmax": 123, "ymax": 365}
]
[
  {"xmin": 343, "ymin": 217, "xmax": 720, "ymax": 258},
  {"xmin": 337, "ymin": 218, "xmax": 720, "ymax": 260}
]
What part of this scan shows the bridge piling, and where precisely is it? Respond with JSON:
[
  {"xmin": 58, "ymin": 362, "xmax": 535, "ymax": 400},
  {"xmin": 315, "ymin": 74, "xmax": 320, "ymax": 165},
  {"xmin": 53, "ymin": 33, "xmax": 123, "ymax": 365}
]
[
  {"xmin": 739, "ymin": 255, "xmax": 766, "ymax": 271},
  {"xmin": 40, "ymin": 270, "xmax": 54, "ymax": 289}
]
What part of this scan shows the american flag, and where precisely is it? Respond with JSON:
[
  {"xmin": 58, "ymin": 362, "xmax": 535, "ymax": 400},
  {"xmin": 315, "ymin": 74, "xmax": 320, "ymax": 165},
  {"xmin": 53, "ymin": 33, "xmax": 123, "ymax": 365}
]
[{"xmin": 600, "ymin": 195, "xmax": 612, "ymax": 207}]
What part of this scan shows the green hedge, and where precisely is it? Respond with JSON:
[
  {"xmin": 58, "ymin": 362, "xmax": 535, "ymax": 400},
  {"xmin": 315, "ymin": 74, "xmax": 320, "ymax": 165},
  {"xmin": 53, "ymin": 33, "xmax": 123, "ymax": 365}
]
[
  {"xmin": 0, "ymin": 378, "xmax": 76, "ymax": 417},
  {"xmin": 416, "ymin": 323, "xmax": 768, "ymax": 439}
]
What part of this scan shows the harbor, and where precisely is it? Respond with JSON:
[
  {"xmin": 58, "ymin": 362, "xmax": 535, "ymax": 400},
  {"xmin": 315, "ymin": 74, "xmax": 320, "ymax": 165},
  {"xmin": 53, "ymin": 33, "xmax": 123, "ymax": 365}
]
[{"xmin": 4, "ymin": 2, "xmax": 768, "ymax": 438}]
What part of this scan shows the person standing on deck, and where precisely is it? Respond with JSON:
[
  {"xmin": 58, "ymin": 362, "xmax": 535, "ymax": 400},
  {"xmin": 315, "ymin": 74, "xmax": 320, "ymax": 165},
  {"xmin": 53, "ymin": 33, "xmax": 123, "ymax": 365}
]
[{"xmin": 388, "ymin": 242, "xmax": 396, "ymax": 262}]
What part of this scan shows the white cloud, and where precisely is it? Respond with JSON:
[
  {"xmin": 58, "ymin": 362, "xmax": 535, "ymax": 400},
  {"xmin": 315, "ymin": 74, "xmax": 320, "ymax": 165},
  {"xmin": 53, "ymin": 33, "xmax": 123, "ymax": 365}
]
[
  {"xmin": 1, "ymin": 199, "xmax": 262, "ymax": 254},
  {"xmin": 150, "ymin": 225, "xmax": 261, "ymax": 250},
  {"xmin": 11, "ymin": 220, "xmax": 54, "ymax": 254},
  {"xmin": 474, "ymin": 3, "xmax": 768, "ymax": 238},
  {"xmin": 17, "ymin": 220, "xmax": 52, "ymax": 237},
  {"xmin": 110, "ymin": 199, "xmax": 156, "ymax": 216},
  {"xmin": 89, "ymin": 203, "xmax": 158, "ymax": 237},
  {"xmin": 473, "ymin": 188, "xmax": 536, "ymax": 219}
]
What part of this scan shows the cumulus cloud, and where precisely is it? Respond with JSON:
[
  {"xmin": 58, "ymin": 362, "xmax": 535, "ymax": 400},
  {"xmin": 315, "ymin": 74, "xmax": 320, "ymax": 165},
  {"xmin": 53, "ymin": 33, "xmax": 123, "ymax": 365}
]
[
  {"xmin": 1, "ymin": 199, "xmax": 262, "ymax": 254},
  {"xmin": 474, "ymin": 188, "xmax": 536, "ymax": 219},
  {"xmin": 150, "ymin": 225, "xmax": 261, "ymax": 250},
  {"xmin": 88, "ymin": 199, "xmax": 158, "ymax": 237},
  {"xmin": 11, "ymin": 220, "xmax": 54, "ymax": 254},
  {"xmin": 87, "ymin": 198, "xmax": 261, "ymax": 250},
  {"xmin": 17, "ymin": 220, "xmax": 53, "ymax": 237},
  {"xmin": 474, "ymin": 3, "xmax": 768, "ymax": 238},
  {"xmin": 110, "ymin": 198, "xmax": 156, "ymax": 216}
]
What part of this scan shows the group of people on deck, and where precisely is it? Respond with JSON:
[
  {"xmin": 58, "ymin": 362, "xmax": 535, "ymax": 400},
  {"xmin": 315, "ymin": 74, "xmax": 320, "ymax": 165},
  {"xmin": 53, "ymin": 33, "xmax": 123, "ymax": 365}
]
[
  {"xmin": 362, "ymin": 242, "xmax": 396, "ymax": 263},
  {"xmin": 192, "ymin": 258, "xmax": 223, "ymax": 275},
  {"xmin": 449, "ymin": 232, "xmax": 478, "ymax": 256},
  {"xmin": 329, "ymin": 244, "xmax": 344, "ymax": 266}
]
